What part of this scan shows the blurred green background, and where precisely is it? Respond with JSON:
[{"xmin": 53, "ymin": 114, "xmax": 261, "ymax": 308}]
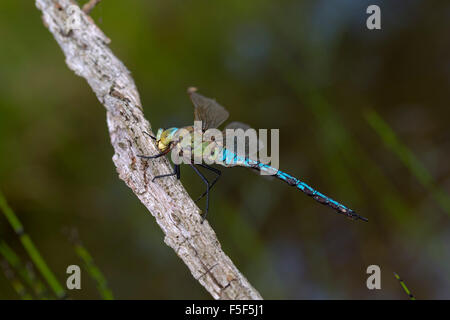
[{"xmin": 0, "ymin": 0, "xmax": 449, "ymax": 299}]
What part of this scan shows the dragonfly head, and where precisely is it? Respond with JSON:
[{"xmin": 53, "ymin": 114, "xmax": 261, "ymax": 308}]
[
  {"xmin": 156, "ymin": 128, "xmax": 178, "ymax": 152},
  {"xmin": 156, "ymin": 128, "xmax": 164, "ymax": 141}
]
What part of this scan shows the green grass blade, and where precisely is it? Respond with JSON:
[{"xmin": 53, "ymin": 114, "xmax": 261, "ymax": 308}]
[
  {"xmin": 1, "ymin": 259, "xmax": 33, "ymax": 300},
  {"xmin": 365, "ymin": 109, "xmax": 450, "ymax": 216},
  {"xmin": 74, "ymin": 244, "xmax": 114, "ymax": 299},
  {"xmin": 65, "ymin": 228, "xmax": 113, "ymax": 299},
  {"xmin": 0, "ymin": 241, "xmax": 49, "ymax": 299},
  {"xmin": 394, "ymin": 272, "xmax": 416, "ymax": 300},
  {"xmin": 0, "ymin": 189, "xmax": 66, "ymax": 298}
]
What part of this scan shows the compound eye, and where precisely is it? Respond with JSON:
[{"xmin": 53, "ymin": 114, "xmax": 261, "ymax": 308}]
[{"xmin": 156, "ymin": 128, "xmax": 164, "ymax": 140}]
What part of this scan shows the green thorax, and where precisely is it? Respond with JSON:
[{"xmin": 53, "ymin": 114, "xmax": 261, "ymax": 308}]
[{"xmin": 158, "ymin": 126, "xmax": 222, "ymax": 162}]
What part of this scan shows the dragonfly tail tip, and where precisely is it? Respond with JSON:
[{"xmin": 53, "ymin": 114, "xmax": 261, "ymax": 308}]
[
  {"xmin": 349, "ymin": 210, "xmax": 368, "ymax": 222},
  {"xmin": 360, "ymin": 216, "xmax": 369, "ymax": 222}
]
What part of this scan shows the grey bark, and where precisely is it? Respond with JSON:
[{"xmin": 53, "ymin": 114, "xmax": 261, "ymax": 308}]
[{"xmin": 35, "ymin": 0, "xmax": 262, "ymax": 300}]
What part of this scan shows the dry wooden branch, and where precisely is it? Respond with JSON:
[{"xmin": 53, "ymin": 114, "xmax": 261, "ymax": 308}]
[{"xmin": 35, "ymin": 0, "xmax": 262, "ymax": 300}]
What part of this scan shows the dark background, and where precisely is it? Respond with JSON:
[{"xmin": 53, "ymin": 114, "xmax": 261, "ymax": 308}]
[{"xmin": 0, "ymin": 0, "xmax": 449, "ymax": 299}]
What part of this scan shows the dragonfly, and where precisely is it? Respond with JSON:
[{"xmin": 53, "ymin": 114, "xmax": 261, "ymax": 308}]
[{"xmin": 138, "ymin": 88, "xmax": 368, "ymax": 223}]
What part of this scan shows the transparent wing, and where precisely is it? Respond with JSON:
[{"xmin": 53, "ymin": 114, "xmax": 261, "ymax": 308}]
[
  {"xmin": 224, "ymin": 121, "xmax": 251, "ymax": 131},
  {"xmin": 188, "ymin": 87, "xmax": 229, "ymax": 131},
  {"xmin": 222, "ymin": 121, "xmax": 264, "ymax": 160}
]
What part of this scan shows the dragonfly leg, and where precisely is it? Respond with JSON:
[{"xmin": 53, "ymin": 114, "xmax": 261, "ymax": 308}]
[
  {"xmin": 176, "ymin": 164, "xmax": 181, "ymax": 179},
  {"xmin": 194, "ymin": 164, "xmax": 221, "ymax": 202},
  {"xmin": 137, "ymin": 152, "xmax": 168, "ymax": 160},
  {"xmin": 189, "ymin": 164, "xmax": 210, "ymax": 223},
  {"xmin": 143, "ymin": 131, "xmax": 157, "ymax": 140},
  {"xmin": 152, "ymin": 164, "xmax": 180, "ymax": 182},
  {"xmin": 137, "ymin": 144, "xmax": 173, "ymax": 160}
]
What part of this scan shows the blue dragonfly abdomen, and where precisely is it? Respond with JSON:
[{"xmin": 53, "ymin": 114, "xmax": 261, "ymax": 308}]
[{"xmin": 220, "ymin": 148, "xmax": 367, "ymax": 222}]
